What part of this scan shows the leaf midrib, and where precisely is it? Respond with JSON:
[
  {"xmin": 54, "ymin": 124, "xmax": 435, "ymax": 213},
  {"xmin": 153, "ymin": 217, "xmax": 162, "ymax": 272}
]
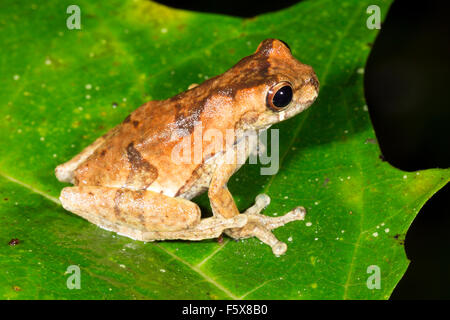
[{"xmin": 0, "ymin": 171, "xmax": 60, "ymax": 205}]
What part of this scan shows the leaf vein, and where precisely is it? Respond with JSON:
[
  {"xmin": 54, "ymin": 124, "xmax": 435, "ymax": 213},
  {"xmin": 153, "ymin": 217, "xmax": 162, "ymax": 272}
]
[{"xmin": 0, "ymin": 171, "xmax": 61, "ymax": 205}]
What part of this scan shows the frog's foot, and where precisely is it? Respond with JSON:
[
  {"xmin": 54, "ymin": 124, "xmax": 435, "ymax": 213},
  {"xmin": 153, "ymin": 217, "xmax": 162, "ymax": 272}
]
[{"xmin": 224, "ymin": 194, "xmax": 306, "ymax": 256}]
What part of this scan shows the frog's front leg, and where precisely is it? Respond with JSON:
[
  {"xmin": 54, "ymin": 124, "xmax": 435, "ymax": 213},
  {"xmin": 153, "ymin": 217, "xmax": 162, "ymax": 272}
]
[
  {"xmin": 59, "ymin": 186, "xmax": 247, "ymax": 241},
  {"xmin": 208, "ymin": 162, "xmax": 306, "ymax": 256}
]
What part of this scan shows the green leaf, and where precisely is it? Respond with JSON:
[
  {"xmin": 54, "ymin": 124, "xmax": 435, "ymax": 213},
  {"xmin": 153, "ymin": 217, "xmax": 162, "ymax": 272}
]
[{"xmin": 0, "ymin": 0, "xmax": 448, "ymax": 299}]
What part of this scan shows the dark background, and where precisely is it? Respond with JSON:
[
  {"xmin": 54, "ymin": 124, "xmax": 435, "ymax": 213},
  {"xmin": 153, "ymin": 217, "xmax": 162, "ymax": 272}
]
[{"xmin": 154, "ymin": 0, "xmax": 450, "ymax": 299}]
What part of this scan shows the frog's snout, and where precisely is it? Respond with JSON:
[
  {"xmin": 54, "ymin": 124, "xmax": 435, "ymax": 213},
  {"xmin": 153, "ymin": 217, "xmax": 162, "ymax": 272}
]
[
  {"xmin": 307, "ymin": 74, "xmax": 320, "ymax": 94},
  {"xmin": 298, "ymin": 74, "xmax": 319, "ymax": 105}
]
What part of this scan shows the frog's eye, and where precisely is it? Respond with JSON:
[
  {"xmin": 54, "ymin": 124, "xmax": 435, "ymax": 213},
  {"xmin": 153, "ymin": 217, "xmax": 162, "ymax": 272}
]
[
  {"xmin": 266, "ymin": 82, "xmax": 293, "ymax": 111},
  {"xmin": 277, "ymin": 39, "xmax": 291, "ymax": 51}
]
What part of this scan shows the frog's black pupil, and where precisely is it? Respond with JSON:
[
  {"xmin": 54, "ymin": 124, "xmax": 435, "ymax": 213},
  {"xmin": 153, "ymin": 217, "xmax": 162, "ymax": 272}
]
[{"xmin": 272, "ymin": 86, "xmax": 293, "ymax": 108}]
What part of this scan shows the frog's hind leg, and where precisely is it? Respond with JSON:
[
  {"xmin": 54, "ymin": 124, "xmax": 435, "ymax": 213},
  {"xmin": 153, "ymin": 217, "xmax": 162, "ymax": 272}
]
[
  {"xmin": 55, "ymin": 127, "xmax": 119, "ymax": 183},
  {"xmin": 59, "ymin": 186, "xmax": 247, "ymax": 241}
]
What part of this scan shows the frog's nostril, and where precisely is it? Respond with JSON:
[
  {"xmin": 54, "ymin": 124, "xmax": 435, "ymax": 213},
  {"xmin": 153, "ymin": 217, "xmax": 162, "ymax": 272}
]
[
  {"xmin": 298, "ymin": 78, "xmax": 319, "ymax": 105},
  {"xmin": 307, "ymin": 76, "xmax": 319, "ymax": 92}
]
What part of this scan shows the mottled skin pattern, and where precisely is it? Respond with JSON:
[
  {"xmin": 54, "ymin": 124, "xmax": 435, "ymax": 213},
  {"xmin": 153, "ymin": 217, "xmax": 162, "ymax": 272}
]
[{"xmin": 55, "ymin": 39, "xmax": 319, "ymax": 256}]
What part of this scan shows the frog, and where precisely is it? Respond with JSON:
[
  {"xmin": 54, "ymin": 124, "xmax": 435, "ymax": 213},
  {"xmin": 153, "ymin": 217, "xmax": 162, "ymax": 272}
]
[{"xmin": 55, "ymin": 39, "xmax": 319, "ymax": 256}]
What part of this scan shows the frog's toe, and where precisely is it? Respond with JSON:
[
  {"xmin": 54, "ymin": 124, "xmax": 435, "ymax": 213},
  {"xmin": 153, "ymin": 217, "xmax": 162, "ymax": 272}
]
[
  {"xmin": 250, "ymin": 224, "xmax": 289, "ymax": 256},
  {"xmin": 255, "ymin": 193, "xmax": 271, "ymax": 207},
  {"xmin": 244, "ymin": 194, "xmax": 271, "ymax": 215},
  {"xmin": 225, "ymin": 203, "xmax": 306, "ymax": 256},
  {"xmin": 272, "ymin": 242, "xmax": 288, "ymax": 256},
  {"xmin": 245, "ymin": 203, "xmax": 306, "ymax": 230},
  {"xmin": 226, "ymin": 223, "xmax": 288, "ymax": 256},
  {"xmin": 290, "ymin": 206, "xmax": 307, "ymax": 220},
  {"xmin": 262, "ymin": 206, "xmax": 306, "ymax": 229}
]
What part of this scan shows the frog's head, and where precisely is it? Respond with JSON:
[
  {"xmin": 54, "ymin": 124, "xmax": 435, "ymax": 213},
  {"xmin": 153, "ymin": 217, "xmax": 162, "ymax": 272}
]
[{"xmin": 228, "ymin": 39, "xmax": 319, "ymax": 130}]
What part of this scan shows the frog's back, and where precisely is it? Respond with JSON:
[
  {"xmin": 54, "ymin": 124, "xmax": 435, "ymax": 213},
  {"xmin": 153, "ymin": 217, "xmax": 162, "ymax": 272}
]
[
  {"xmin": 72, "ymin": 99, "xmax": 191, "ymax": 196},
  {"xmin": 72, "ymin": 82, "xmax": 236, "ymax": 198}
]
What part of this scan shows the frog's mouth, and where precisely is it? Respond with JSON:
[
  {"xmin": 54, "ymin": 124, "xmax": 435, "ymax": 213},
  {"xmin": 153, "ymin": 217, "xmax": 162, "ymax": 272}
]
[
  {"xmin": 261, "ymin": 98, "xmax": 317, "ymax": 126},
  {"xmin": 284, "ymin": 95, "xmax": 318, "ymax": 119}
]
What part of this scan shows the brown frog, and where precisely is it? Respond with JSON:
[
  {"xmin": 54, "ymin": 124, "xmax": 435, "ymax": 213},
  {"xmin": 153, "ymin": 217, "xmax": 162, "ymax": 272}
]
[{"xmin": 55, "ymin": 39, "xmax": 319, "ymax": 256}]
